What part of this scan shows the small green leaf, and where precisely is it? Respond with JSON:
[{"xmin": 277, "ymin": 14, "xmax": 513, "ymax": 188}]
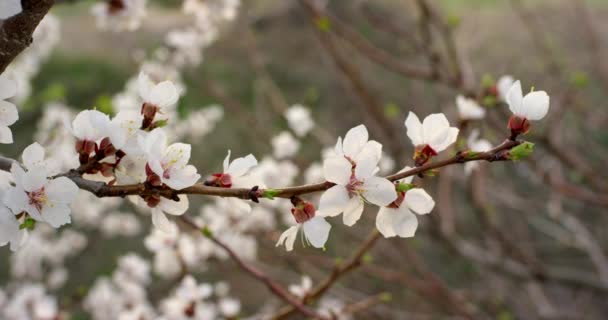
[
  {"xmin": 95, "ymin": 94, "xmax": 114, "ymax": 115},
  {"xmin": 570, "ymin": 71, "xmax": 589, "ymax": 88},
  {"xmin": 380, "ymin": 292, "xmax": 393, "ymax": 302},
  {"xmin": 201, "ymin": 226, "xmax": 213, "ymax": 238},
  {"xmin": 262, "ymin": 189, "xmax": 281, "ymax": 200},
  {"xmin": 384, "ymin": 102, "xmax": 400, "ymax": 119},
  {"xmin": 19, "ymin": 218, "xmax": 36, "ymax": 230},
  {"xmin": 397, "ymin": 182, "xmax": 415, "ymax": 192},
  {"xmin": 153, "ymin": 119, "xmax": 169, "ymax": 128},
  {"xmin": 362, "ymin": 253, "xmax": 373, "ymax": 264},
  {"xmin": 509, "ymin": 142, "xmax": 534, "ymax": 161},
  {"xmin": 315, "ymin": 16, "xmax": 331, "ymax": 32}
]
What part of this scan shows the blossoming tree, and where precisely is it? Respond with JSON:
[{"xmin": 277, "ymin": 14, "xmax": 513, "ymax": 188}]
[{"xmin": 0, "ymin": 0, "xmax": 606, "ymax": 319}]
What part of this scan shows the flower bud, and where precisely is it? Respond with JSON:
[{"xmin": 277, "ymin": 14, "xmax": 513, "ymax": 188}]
[
  {"xmin": 145, "ymin": 195, "xmax": 161, "ymax": 208},
  {"xmin": 290, "ymin": 197, "xmax": 316, "ymax": 223},
  {"xmin": 204, "ymin": 173, "xmax": 233, "ymax": 188},
  {"xmin": 507, "ymin": 115, "xmax": 530, "ymax": 138},
  {"xmin": 413, "ymin": 144, "xmax": 437, "ymax": 166}
]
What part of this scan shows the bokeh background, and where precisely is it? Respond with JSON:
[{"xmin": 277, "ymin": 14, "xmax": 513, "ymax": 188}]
[{"xmin": 2, "ymin": 0, "xmax": 608, "ymax": 319}]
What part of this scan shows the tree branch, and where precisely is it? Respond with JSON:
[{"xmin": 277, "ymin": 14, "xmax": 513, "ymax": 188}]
[{"xmin": 0, "ymin": 0, "xmax": 55, "ymax": 74}]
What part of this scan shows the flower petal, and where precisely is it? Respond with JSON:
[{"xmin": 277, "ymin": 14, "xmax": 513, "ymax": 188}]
[
  {"xmin": 0, "ymin": 75, "xmax": 17, "ymax": 100},
  {"xmin": 303, "ymin": 216, "xmax": 331, "ymax": 249},
  {"xmin": 342, "ymin": 125, "xmax": 368, "ymax": 157},
  {"xmin": 404, "ymin": 112, "xmax": 423, "ymax": 146},
  {"xmin": 361, "ymin": 176, "xmax": 397, "ymax": 207},
  {"xmin": 430, "ymin": 127, "xmax": 459, "ymax": 153},
  {"xmin": 21, "ymin": 167, "xmax": 47, "ymax": 192},
  {"xmin": 506, "ymin": 80, "xmax": 524, "ymax": 116},
  {"xmin": 22, "ymin": 142, "xmax": 45, "ymax": 170},
  {"xmin": 0, "ymin": 126, "xmax": 13, "ymax": 144},
  {"xmin": 354, "ymin": 143, "xmax": 381, "ymax": 180},
  {"xmin": 342, "ymin": 196, "xmax": 364, "ymax": 226},
  {"xmin": 318, "ymin": 185, "xmax": 350, "ymax": 217},
  {"xmin": 41, "ymin": 202, "xmax": 71, "ymax": 228},
  {"xmin": 46, "ymin": 177, "xmax": 78, "ymax": 203},
  {"xmin": 322, "ymin": 156, "xmax": 351, "ymax": 185},
  {"xmin": 375, "ymin": 207, "xmax": 397, "ymax": 238},
  {"xmin": 226, "ymin": 154, "xmax": 257, "ymax": 177},
  {"xmin": 159, "ymin": 195, "xmax": 189, "ymax": 216},
  {"xmin": 405, "ymin": 188, "xmax": 435, "ymax": 214},
  {"xmin": 0, "ymin": 100, "xmax": 18, "ymax": 126},
  {"xmin": 522, "ymin": 91, "xmax": 549, "ymax": 121},
  {"xmin": 150, "ymin": 81, "xmax": 179, "ymax": 108},
  {"xmin": 223, "ymin": 150, "xmax": 231, "ymax": 172},
  {"xmin": 393, "ymin": 206, "xmax": 418, "ymax": 238},
  {"xmin": 151, "ymin": 208, "xmax": 174, "ymax": 232},
  {"xmin": 276, "ymin": 225, "xmax": 299, "ymax": 251}
]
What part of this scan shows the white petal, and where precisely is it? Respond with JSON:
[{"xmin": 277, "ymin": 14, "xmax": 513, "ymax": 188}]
[
  {"xmin": 318, "ymin": 185, "xmax": 350, "ymax": 217},
  {"xmin": 422, "ymin": 113, "xmax": 451, "ymax": 147},
  {"xmin": 0, "ymin": 206, "xmax": 22, "ymax": 251},
  {"xmin": 0, "ymin": 126, "xmax": 13, "ymax": 144},
  {"xmin": 354, "ymin": 143, "xmax": 382, "ymax": 179},
  {"xmin": 148, "ymin": 159, "xmax": 164, "ymax": 179},
  {"xmin": 150, "ymin": 81, "xmax": 179, "ymax": 108},
  {"xmin": 138, "ymin": 72, "xmax": 154, "ymax": 102},
  {"xmin": 393, "ymin": 206, "xmax": 418, "ymax": 238},
  {"xmin": 361, "ymin": 176, "xmax": 397, "ymax": 207},
  {"xmin": 223, "ymin": 150, "xmax": 231, "ymax": 172},
  {"xmin": 522, "ymin": 91, "xmax": 550, "ymax": 121},
  {"xmin": 375, "ymin": 207, "xmax": 397, "ymax": 238},
  {"xmin": 342, "ymin": 124, "xmax": 368, "ymax": 157},
  {"xmin": 322, "ymin": 156, "xmax": 352, "ymax": 185},
  {"xmin": 342, "ymin": 196, "xmax": 364, "ymax": 226},
  {"xmin": 226, "ymin": 154, "xmax": 257, "ymax": 177},
  {"xmin": 159, "ymin": 195, "xmax": 189, "ymax": 215},
  {"xmin": 46, "ymin": 177, "xmax": 78, "ymax": 203},
  {"xmin": 405, "ymin": 188, "xmax": 435, "ymax": 215},
  {"xmin": 430, "ymin": 127, "xmax": 459, "ymax": 153},
  {"xmin": 142, "ymin": 128, "xmax": 167, "ymax": 160},
  {"xmin": 404, "ymin": 112, "xmax": 423, "ymax": 146},
  {"xmin": 3, "ymin": 186, "xmax": 27, "ymax": 214},
  {"xmin": 0, "ymin": 75, "xmax": 17, "ymax": 100},
  {"xmin": 21, "ymin": 167, "xmax": 47, "ymax": 192},
  {"xmin": 303, "ymin": 216, "xmax": 331, "ymax": 249},
  {"xmin": 0, "ymin": 100, "xmax": 18, "ymax": 126},
  {"xmin": 9, "ymin": 163, "xmax": 25, "ymax": 186},
  {"xmin": 165, "ymin": 165, "xmax": 200, "ymax": 190},
  {"xmin": 497, "ymin": 75, "xmax": 514, "ymax": 101},
  {"xmin": 276, "ymin": 225, "xmax": 299, "ymax": 251},
  {"xmin": 151, "ymin": 208, "xmax": 174, "ymax": 233},
  {"xmin": 506, "ymin": 80, "xmax": 524, "ymax": 116},
  {"xmin": 22, "ymin": 142, "xmax": 45, "ymax": 170},
  {"xmin": 41, "ymin": 202, "xmax": 71, "ymax": 228},
  {"xmin": 165, "ymin": 143, "xmax": 191, "ymax": 168},
  {"xmin": 334, "ymin": 137, "xmax": 343, "ymax": 157}
]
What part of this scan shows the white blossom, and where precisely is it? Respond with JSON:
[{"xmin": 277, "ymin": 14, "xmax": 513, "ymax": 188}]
[
  {"xmin": 405, "ymin": 112, "xmax": 459, "ymax": 154},
  {"xmin": 497, "ymin": 75, "xmax": 515, "ymax": 102},
  {"xmin": 456, "ymin": 95, "xmax": 485, "ymax": 120},
  {"xmin": 276, "ymin": 216, "xmax": 331, "ymax": 251},
  {"xmin": 375, "ymin": 168, "xmax": 435, "ymax": 238},
  {"xmin": 285, "ymin": 104, "xmax": 315, "ymax": 137},
  {"xmin": 318, "ymin": 125, "xmax": 397, "ymax": 226},
  {"xmin": 272, "ymin": 131, "xmax": 300, "ymax": 159},
  {"xmin": 506, "ymin": 80, "xmax": 550, "ymax": 121},
  {"xmin": 0, "ymin": 75, "xmax": 19, "ymax": 144}
]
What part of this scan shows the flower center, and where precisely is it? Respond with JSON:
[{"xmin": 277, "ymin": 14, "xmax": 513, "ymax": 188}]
[{"xmin": 27, "ymin": 187, "xmax": 48, "ymax": 212}]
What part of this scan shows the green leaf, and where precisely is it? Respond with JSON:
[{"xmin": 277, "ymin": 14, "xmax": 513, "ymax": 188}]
[
  {"xmin": 153, "ymin": 119, "xmax": 169, "ymax": 128},
  {"xmin": 95, "ymin": 94, "xmax": 114, "ymax": 115},
  {"xmin": 19, "ymin": 218, "xmax": 36, "ymax": 230},
  {"xmin": 384, "ymin": 102, "xmax": 400, "ymax": 119},
  {"xmin": 315, "ymin": 17, "xmax": 331, "ymax": 32},
  {"xmin": 201, "ymin": 226, "xmax": 213, "ymax": 238},
  {"xmin": 508, "ymin": 142, "xmax": 534, "ymax": 161},
  {"xmin": 397, "ymin": 183, "xmax": 415, "ymax": 192},
  {"xmin": 262, "ymin": 189, "xmax": 281, "ymax": 200}
]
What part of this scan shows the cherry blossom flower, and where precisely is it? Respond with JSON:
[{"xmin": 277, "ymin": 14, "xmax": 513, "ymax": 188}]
[
  {"xmin": 318, "ymin": 125, "xmax": 397, "ymax": 226},
  {"xmin": 505, "ymin": 80, "xmax": 550, "ymax": 136},
  {"xmin": 0, "ymin": 75, "xmax": 19, "ymax": 144},
  {"xmin": 456, "ymin": 95, "xmax": 485, "ymax": 120},
  {"xmin": 289, "ymin": 276, "xmax": 313, "ymax": 298},
  {"xmin": 139, "ymin": 128, "xmax": 200, "ymax": 190},
  {"xmin": 0, "ymin": 200, "xmax": 24, "ymax": 252},
  {"xmin": 146, "ymin": 195, "xmax": 190, "ymax": 233},
  {"xmin": 69, "ymin": 110, "xmax": 112, "ymax": 152},
  {"xmin": 0, "ymin": 0, "xmax": 22, "ymax": 20},
  {"xmin": 276, "ymin": 200, "xmax": 331, "ymax": 251},
  {"xmin": 271, "ymin": 131, "xmax": 300, "ymax": 159},
  {"xmin": 285, "ymin": 104, "xmax": 315, "ymax": 137},
  {"xmin": 464, "ymin": 129, "xmax": 493, "ymax": 175},
  {"xmin": 3, "ymin": 143, "xmax": 79, "ymax": 228},
  {"xmin": 206, "ymin": 150, "xmax": 259, "ymax": 188},
  {"xmin": 376, "ymin": 167, "xmax": 435, "ymax": 238},
  {"xmin": 404, "ymin": 112, "xmax": 459, "ymax": 165},
  {"xmin": 138, "ymin": 71, "xmax": 179, "ymax": 128},
  {"xmin": 497, "ymin": 75, "xmax": 515, "ymax": 102},
  {"xmin": 91, "ymin": 0, "xmax": 147, "ymax": 32}
]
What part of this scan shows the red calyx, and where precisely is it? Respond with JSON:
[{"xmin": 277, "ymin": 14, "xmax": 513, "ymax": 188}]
[
  {"xmin": 108, "ymin": 0, "xmax": 126, "ymax": 14},
  {"xmin": 291, "ymin": 197, "xmax": 316, "ymax": 224},
  {"xmin": 141, "ymin": 103, "xmax": 158, "ymax": 130},
  {"xmin": 414, "ymin": 144, "xmax": 438, "ymax": 166},
  {"xmin": 507, "ymin": 115, "xmax": 530, "ymax": 139},
  {"xmin": 204, "ymin": 173, "xmax": 233, "ymax": 188}
]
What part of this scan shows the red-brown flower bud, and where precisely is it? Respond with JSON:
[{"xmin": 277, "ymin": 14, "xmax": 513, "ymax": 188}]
[
  {"xmin": 141, "ymin": 103, "xmax": 158, "ymax": 130},
  {"xmin": 413, "ymin": 144, "xmax": 438, "ymax": 166},
  {"xmin": 145, "ymin": 195, "xmax": 161, "ymax": 208},
  {"xmin": 290, "ymin": 197, "xmax": 316, "ymax": 223},
  {"xmin": 204, "ymin": 173, "xmax": 233, "ymax": 188},
  {"xmin": 507, "ymin": 115, "xmax": 530, "ymax": 139}
]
